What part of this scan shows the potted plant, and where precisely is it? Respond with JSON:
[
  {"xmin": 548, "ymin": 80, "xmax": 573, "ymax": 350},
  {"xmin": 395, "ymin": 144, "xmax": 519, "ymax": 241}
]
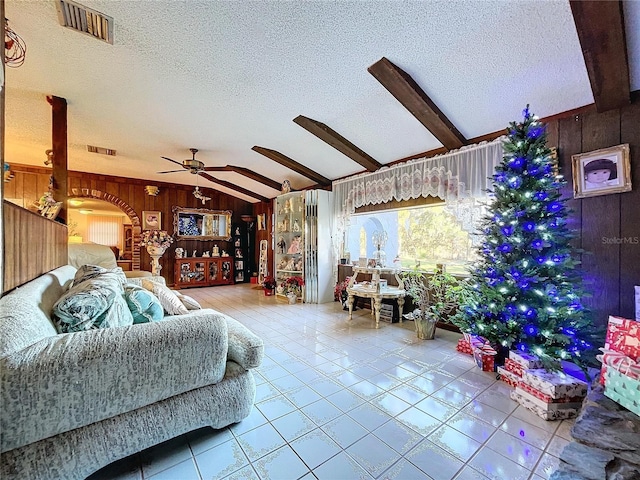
[
  {"xmin": 262, "ymin": 276, "xmax": 277, "ymax": 296},
  {"xmin": 281, "ymin": 276, "xmax": 304, "ymax": 303},
  {"xmin": 401, "ymin": 269, "xmax": 473, "ymax": 340}
]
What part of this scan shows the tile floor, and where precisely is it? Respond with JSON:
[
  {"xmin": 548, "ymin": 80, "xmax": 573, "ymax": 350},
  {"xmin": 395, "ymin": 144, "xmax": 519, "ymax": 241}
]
[{"xmin": 87, "ymin": 283, "xmax": 575, "ymax": 480}]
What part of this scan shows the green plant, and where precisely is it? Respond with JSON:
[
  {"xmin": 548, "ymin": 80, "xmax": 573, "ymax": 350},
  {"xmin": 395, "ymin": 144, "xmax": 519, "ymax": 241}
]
[{"xmin": 401, "ymin": 269, "xmax": 473, "ymax": 322}]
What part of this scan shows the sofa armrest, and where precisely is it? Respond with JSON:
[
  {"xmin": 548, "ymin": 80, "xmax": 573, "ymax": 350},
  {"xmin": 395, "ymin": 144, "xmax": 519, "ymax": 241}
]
[
  {"xmin": 224, "ymin": 315, "xmax": 264, "ymax": 369},
  {"xmin": 1, "ymin": 311, "xmax": 229, "ymax": 453}
]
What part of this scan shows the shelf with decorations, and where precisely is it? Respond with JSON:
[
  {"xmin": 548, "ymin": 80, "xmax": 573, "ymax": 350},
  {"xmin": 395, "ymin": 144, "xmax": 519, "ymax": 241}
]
[{"xmin": 274, "ymin": 191, "xmax": 305, "ymax": 300}]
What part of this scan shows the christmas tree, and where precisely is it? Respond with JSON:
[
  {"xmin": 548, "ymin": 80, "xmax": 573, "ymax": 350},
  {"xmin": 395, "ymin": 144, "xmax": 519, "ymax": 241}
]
[{"xmin": 457, "ymin": 106, "xmax": 597, "ymax": 371}]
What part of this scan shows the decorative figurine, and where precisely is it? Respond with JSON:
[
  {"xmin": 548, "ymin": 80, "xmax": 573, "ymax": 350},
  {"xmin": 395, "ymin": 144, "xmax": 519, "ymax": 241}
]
[
  {"xmin": 287, "ymin": 235, "xmax": 301, "ymax": 254},
  {"xmin": 221, "ymin": 250, "xmax": 228, "ymax": 257},
  {"xmin": 202, "ymin": 251, "xmax": 210, "ymax": 257},
  {"xmin": 212, "ymin": 245, "xmax": 220, "ymax": 257},
  {"xmin": 175, "ymin": 247, "xmax": 184, "ymax": 259},
  {"xmin": 277, "ymin": 236, "xmax": 286, "ymax": 254},
  {"xmin": 292, "ymin": 219, "xmax": 301, "ymax": 232},
  {"xmin": 192, "ymin": 250, "xmax": 198, "ymax": 257},
  {"xmin": 281, "ymin": 179, "xmax": 291, "ymax": 194}
]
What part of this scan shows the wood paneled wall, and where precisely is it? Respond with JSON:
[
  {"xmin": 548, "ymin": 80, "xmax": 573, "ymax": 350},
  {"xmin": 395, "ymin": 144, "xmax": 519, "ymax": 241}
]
[
  {"xmin": 4, "ymin": 165, "xmax": 268, "ymax": 285},
  {"xmin": 3, "ymin": 200, "xmax": 68, "ymax": 292},
  {"xmin": 546, "ymin": 95, "xmax": 640, "ymax": 327}
]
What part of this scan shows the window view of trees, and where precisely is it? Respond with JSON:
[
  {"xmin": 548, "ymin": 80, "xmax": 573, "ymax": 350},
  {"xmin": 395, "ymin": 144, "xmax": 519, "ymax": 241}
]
[
  {"xmin": 347, "ymin": 204, "xmax": 475, "ymax": 274},
  {"xmin": 397, "ymin": 205, "xmax": 476, "ymax": 273}
]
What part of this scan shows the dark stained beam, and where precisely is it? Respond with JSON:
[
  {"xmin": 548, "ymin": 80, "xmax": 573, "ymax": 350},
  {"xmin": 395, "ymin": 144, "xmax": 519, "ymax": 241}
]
[
  {"xmin": 197, "ymin": 172, "xmax": 270, "ymax": 203},
  {"xmin": 293, "ymin": 115, "xmax": 382, "ymax": 172},
  {"xmin": 368, "ymin": 57, "xmax": 467, "ymax": 150},
  {"xmin": 251, "ymin": 146, "xmax": 332, "ymax": 187},
  {"xmin": 47, "ymin": 95, "xmax": 68, "ymax": 223},
  {"xmin": 203, "ymin": 165, "xmax": 282, "ymax": 191},
  {"xmin": 570, "ymin": 1, "xmax": 630, "ymax": 112}
]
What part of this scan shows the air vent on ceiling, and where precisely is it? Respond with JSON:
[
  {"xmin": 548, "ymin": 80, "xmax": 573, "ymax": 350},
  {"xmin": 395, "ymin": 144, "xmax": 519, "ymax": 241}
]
[
  {"xmin": 87, "ymin": 145, "xmax": 117, "ymax": 156},
  {"xmin": 56, "ymin": 0, "xmax": 114, "ymax": 45}
]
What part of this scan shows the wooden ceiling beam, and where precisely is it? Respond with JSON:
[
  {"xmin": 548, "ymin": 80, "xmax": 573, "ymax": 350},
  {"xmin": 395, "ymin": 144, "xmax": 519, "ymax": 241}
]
[
  {"xmin": 203, "ymin": 165, "xmax": 282, "ymax": 191},
  {"xmin": 251, "ymin": 146, "xmax": 332, "ymax": 187},
  {"xmin": 293, "ymin": 115, "xmax": 383, "ymax": 172},
  {"xmin": 368, "ymin": 57, "xmax": 467, "ymax": 150},
  {"xmin": 569, "ymin": 0, "xmax": 630, "ymax": 112},
  {"xmin": 197, "ymin": 172, "xmax": 270, "ymax": 203}
]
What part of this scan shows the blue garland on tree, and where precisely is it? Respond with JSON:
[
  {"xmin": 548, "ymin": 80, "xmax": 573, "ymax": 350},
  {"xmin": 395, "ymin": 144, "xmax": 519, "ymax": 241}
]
[{"xmin": 458, "ymin": 106, "xmax": 598, "ymax": 371}]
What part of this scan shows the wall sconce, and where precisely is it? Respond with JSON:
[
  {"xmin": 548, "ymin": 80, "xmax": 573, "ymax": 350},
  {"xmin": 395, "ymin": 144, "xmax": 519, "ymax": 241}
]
[{"xmin": 145, "ymin": 185, "xmax": 160, "ymax": 196}]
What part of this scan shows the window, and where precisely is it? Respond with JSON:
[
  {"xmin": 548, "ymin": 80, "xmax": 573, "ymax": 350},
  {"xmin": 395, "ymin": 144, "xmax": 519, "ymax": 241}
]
[
  {"xmin": 87, "ymin": 215, "xmax": 122, "ymax": 247},
  {"xmin": 345, "ymin": 203, "xmax": 476, "ymax": 274}
]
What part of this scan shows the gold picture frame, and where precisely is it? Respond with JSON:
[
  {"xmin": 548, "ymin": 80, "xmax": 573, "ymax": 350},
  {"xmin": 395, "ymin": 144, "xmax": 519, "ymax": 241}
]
[
  {"xmin": 142, "ymin": 211, "xmax": 161, "ymax": 230},
  {"xmin": 571, "ymin": 144, "xmax": 631, "ymax": 199}
]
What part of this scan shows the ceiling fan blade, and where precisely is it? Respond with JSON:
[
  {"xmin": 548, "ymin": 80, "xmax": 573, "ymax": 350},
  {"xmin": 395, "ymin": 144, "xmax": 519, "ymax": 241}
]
[
  {"xmin": 160, "ymin": 156, "xmax": 185, "ymax": 167},
  {"xmin": 157, "ymin": 169, "xmax": 186, "ymax": 174}
]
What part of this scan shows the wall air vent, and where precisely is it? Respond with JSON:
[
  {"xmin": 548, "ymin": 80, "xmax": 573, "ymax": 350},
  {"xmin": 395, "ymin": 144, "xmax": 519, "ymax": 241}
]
[
  {"xmin": 87, "ymin": 145, "xmax": 117, "ymax": 156},
  {"xmin": 56, "ymin": 0, "xmax": 114, "ymax": 44}
]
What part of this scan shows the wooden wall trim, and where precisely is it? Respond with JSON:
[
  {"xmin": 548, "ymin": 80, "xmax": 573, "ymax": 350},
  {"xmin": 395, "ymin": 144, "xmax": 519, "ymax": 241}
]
[{"xmin": 3, "ymin": 201, "xmax": 68, "ymax": 293}]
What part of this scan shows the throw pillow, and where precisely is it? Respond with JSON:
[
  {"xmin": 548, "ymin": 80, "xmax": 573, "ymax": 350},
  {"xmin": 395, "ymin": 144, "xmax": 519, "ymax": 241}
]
[
  {"xmin": 73, "ymin": 264, "xmax": 127, "ymax": 287},
  {"xmin": 124, "ymin": 284, "xmax": 164, "ymax": 324},
  {"xmin": 53, "ymin": 273, "xmax": 134, "ymax": 333},
  {"xmin": 174, "ymin": 291, "xmax": 202, "ymax": 310},
  {"xmin": 142, "ymin": 280, "xmax": 189, "ymax": 315}
]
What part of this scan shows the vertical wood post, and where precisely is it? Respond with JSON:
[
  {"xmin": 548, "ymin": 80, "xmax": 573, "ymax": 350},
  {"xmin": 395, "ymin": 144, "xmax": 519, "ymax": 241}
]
[
  {"xmin": 49, "ymin": 95, "xmax": 68, "ymax": 223},
  {"xmin": 1, "ymin": 0, "xmax": 6, "ymax": 295}
]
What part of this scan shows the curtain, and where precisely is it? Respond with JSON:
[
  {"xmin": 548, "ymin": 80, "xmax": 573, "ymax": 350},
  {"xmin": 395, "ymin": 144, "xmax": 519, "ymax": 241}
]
[
  {"xmin": 87, "ymin": 216, "xmax": 123, "ymax": 247},
  {"xmin": 332, "ymin": 137, "xmax": 505, "ymax": 258}
]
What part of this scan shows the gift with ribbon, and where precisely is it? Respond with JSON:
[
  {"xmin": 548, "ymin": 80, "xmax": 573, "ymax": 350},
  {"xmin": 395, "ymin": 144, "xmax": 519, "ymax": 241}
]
[
  {"xmin": 504, "ymin": 358, "xmax": 525, "ymax": 377},
  {"xmin": 473, "ymin": 343, "xmax": 498, "ymax": 371}
]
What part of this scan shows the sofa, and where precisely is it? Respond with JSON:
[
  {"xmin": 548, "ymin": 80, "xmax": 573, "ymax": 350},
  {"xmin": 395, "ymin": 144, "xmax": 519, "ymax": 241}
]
[
  {"xmin": 0, "ymin": 265, "xmax": 264, "ymax": 479},
  {"xmin": 68, "ymin": 242, "xmax": 152, "ymax": 278}
]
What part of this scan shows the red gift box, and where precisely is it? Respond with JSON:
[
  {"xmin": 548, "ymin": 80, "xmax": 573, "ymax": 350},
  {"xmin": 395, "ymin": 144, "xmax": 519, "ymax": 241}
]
[
  {"xmin": 604, "ymin": 316, "xmax": 639, "ymax": 360},
  {"xmin": 504, "ymin": 358, "xmax": 524, "ymax": 377},
  {"xmin": 473, "ymin": 344, "xmax": 497, "ymax": 371},
  {"xmin": 600, "ymin": 316, "xmax": 640, "ymax": 385},
  {"xmin": 497, "ymin": 366, "xmax": 519, "ymax": 387},
  {"xmin": 456, "ymin": 339, "xmax": 473, "ymax": 355}
]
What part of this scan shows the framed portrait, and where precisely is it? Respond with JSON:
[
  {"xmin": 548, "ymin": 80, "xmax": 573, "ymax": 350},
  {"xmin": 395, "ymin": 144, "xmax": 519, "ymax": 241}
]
[
  {"xmin": 142, "ymin": 211, "xmax": 161, "ymax": 230},
  {"xmin": 42, "ymin": 202, "xmax": 63, "ymax": 219},
  {"xmin": 572, "ymin": 144, "xmax": 631, "ymax": 199}
]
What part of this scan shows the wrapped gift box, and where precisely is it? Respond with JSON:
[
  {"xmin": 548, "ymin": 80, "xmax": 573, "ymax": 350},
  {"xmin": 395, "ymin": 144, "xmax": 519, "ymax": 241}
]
[
  {"xmin": 600, "ymin": 316, "xmax": 640, "ymax": 386},
  {"xmin": 522, "ymin": 369, "xmax": 587, "ymax": 399},
  {"xmin": 510, "ymin": 390, "xmax": 579, "ymax": 421},
  {"xmin": 514, "ymin": 387, "xmax": 583, "ymax": 412},
  {"xmin": 508, "ymin": 350, "xmax": 543, "ymax": 369},
  {"xmin": 497, "ymin": 366, "xmax": 519, "ymax": 387},
  {"xmin": 456, "ymin": 338, "xmax": 473, "ymax": 355},
  {"xmin": 516, "ymin": 382, "xmax": 584, "ymax": 405},
  {"xmin": 473, "ymin": 345, "xmax": 497, "ymax": 372},
  {"xmin": 604, "ymin": 366, "xmax": 640, "ymax": 417},
  {"xmin": 504, "ymin": 358, "xmax": 525, "ymax": 377},
  {"xmin": 604, "ymin": 316, "xmax": 640, "ymax": 361}
]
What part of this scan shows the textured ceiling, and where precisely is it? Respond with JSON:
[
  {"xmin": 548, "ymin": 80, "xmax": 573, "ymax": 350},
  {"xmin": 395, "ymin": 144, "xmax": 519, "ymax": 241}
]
[{"xmin": 4, "ymin": 0, "xmax": 639, "ymax": 203}]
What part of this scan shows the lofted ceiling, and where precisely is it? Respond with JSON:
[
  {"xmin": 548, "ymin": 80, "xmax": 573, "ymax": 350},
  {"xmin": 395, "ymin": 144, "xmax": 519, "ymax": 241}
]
[{"xmin": 4, "ymin": 0, "xmax": 639, "ymax": 204}]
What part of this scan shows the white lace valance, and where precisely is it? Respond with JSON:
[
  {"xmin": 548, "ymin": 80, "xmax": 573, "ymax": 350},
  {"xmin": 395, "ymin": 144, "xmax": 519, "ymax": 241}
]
[{"xmin": 332, "ymin": 137, "xmax": 505, "ymax": 252}]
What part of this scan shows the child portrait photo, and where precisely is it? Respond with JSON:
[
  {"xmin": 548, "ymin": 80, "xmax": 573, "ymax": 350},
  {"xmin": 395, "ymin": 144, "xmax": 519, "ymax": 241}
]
[{"xmin": 571, "ymin": 144, "xmax": 631, "ymax": 199}]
